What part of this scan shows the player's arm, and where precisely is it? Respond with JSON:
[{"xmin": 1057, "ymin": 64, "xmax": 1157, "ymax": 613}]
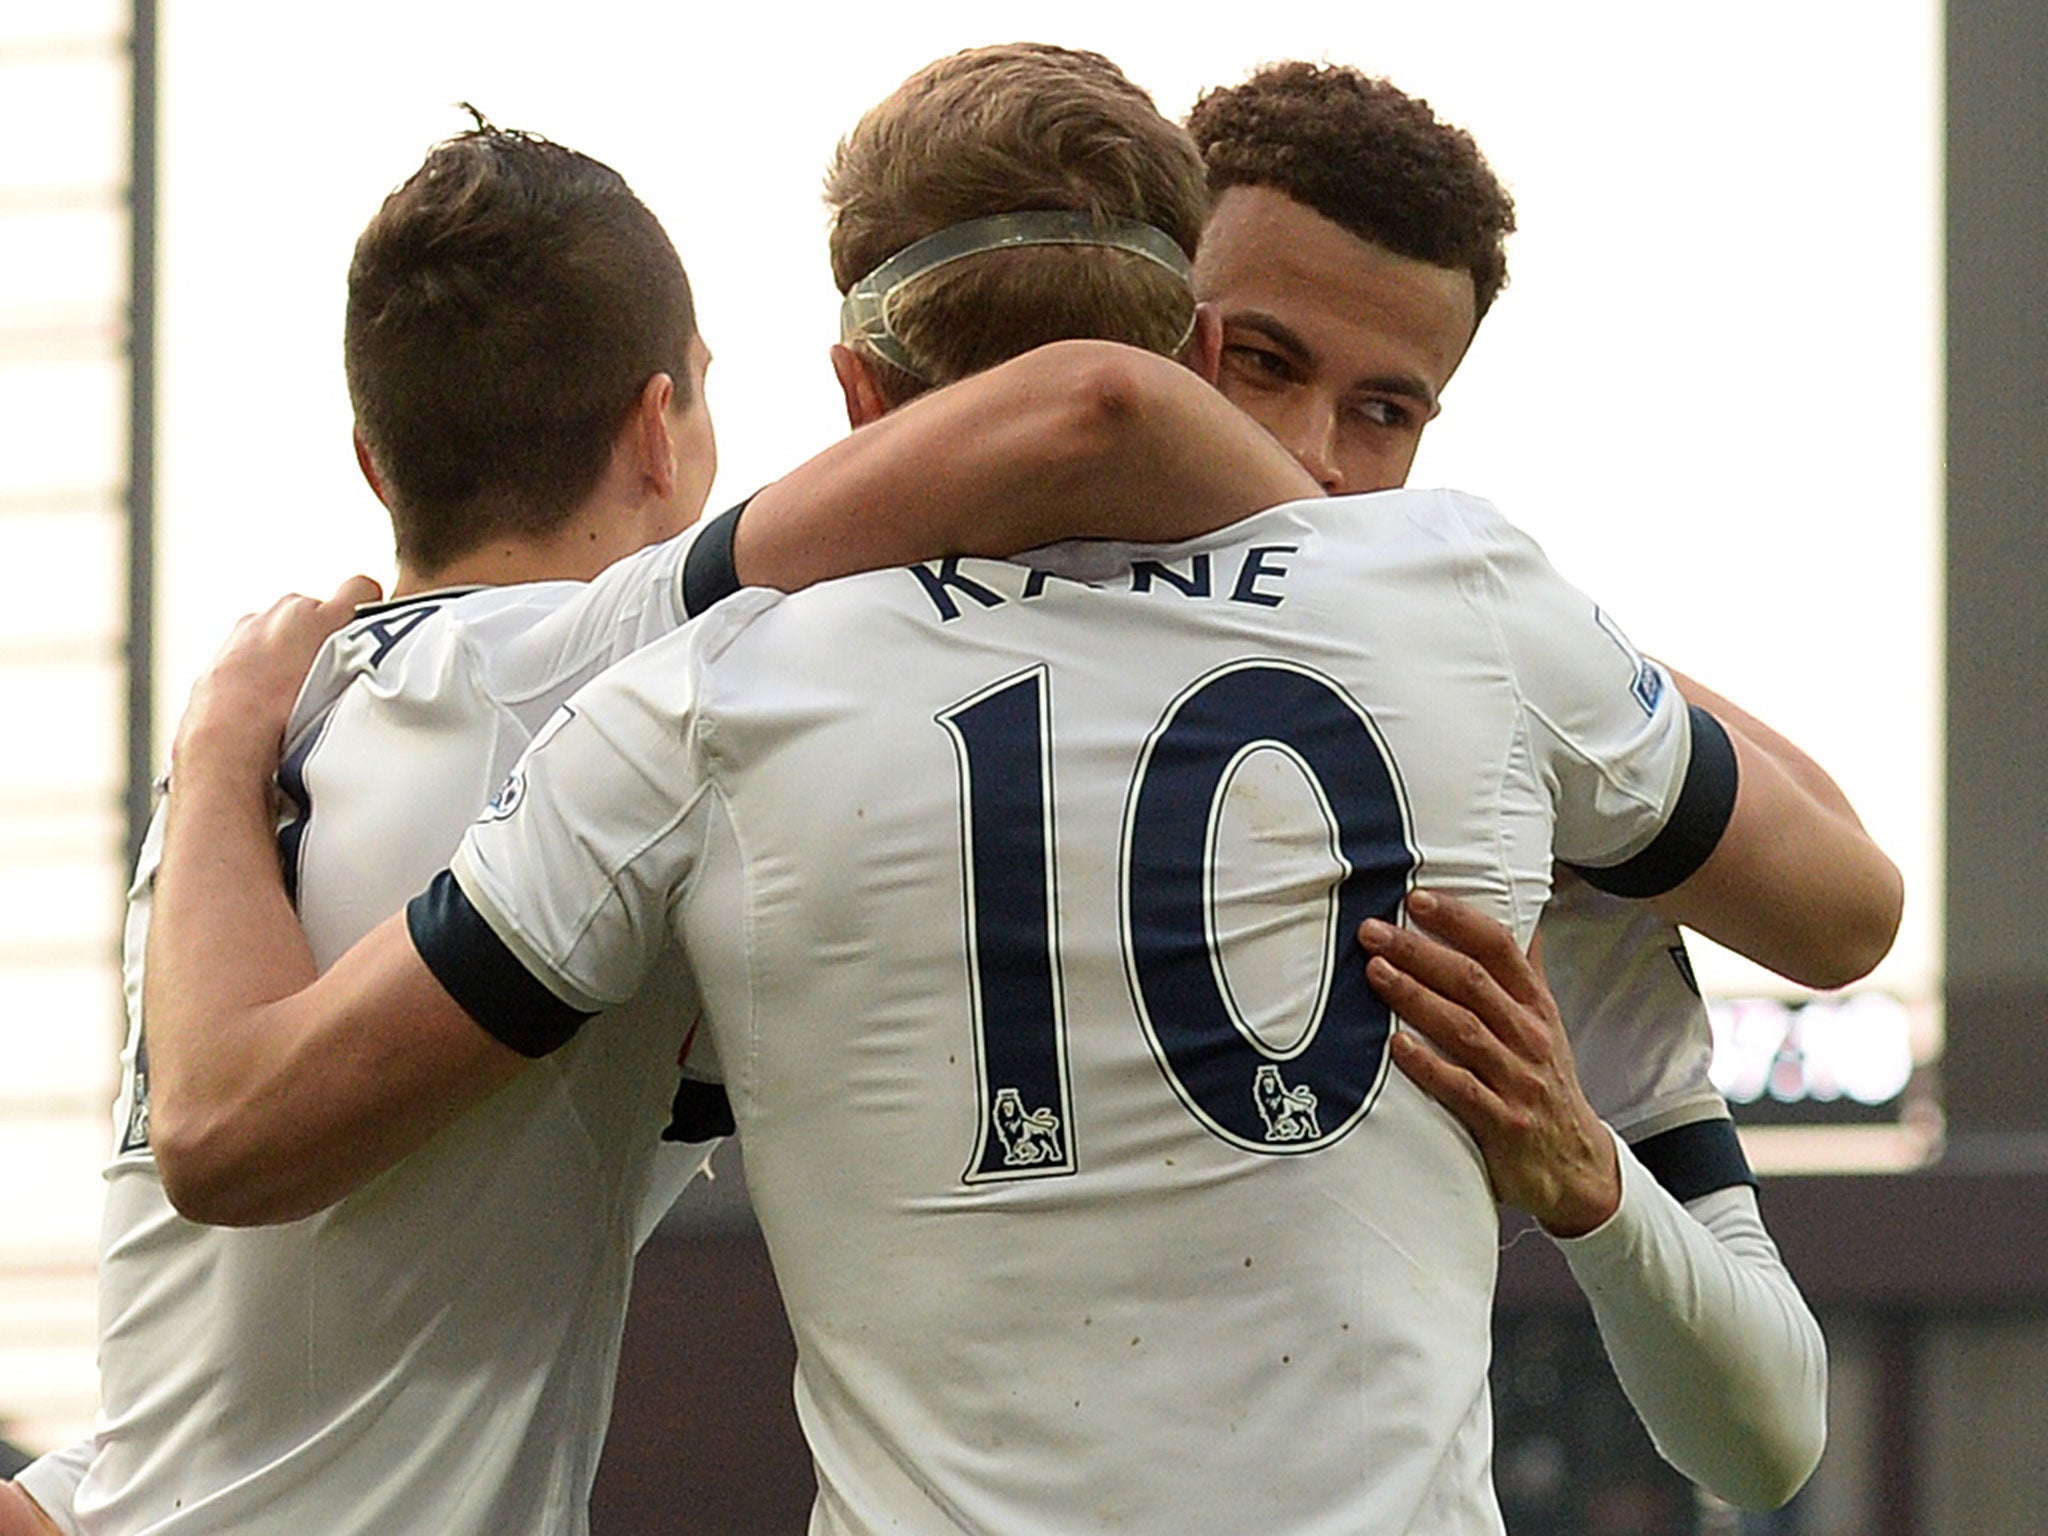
[
  {"xmin": 730, "ymin": 337, "xmax": 1320, "ymax": 590},
  {"xmin": 1361, "ymin": 893, "xmax": 1825, "ymax": 1509},
  {"xmin": 1485, "ymin": 506, "xmax": 1901, "ymax": 991},
  {"xmin": 1631, "ymin": 704, "xmax": 1901, "ymax": 990},
  {"xmin": 0, "ymin": 1484, "xmax": 63, "ymax": 1536},
  {"xmin": 1647, "ymin": 665, "xmax": 1898, "ymax": 982},
  {"xmin": 1562, "ymin": 1168, "xmax": 1826, "ymax": 1510},
  {"xmin": 144, "ymin": 582, "xmax": 527, "ymax": 1224},
  {"xmin": 2, "ymin": 1446, "xmax": 77, "ymax": 1536},
  {"xmin": 1665, "ymin": 668, "xmax": 1868, "ymax": 826}
]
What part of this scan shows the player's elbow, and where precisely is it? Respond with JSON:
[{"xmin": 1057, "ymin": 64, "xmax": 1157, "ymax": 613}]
[
  {"xmin": 149, "ymin": 1112, "xmax": 241, "ymax": 1225},
  {"xmin": 995, "ymin": 340, "xmax": 1180, "ymax": 464},
  {"xmin": 1035, "ymin": 341, "xmax": 1170, "ymax": 445},
  {"xmin": 1849, "ymin": 852, "xmax": 1907, "ymax": 982},
  {"xmin": 151, "ymin": 1099, "xmax": 304, "ymax": 1228},
  {"xmin": 1664, "ymin": 821, "xmax": 1905, "ymax": 992},
  {"xmin": 1712, "ymin": 1407, "xmax": 1827, "ymax": 1511},
  {"xmin": 1664, "ymin": 1369, "xmax": 1826, "ymax": 1511},
  {"xmin": 1787, "ymin": 851, "xmax": 1905, "ymax": 992},
  {"xmin": 1667, "ymin": 1285, "xmax": 1830, "ymax": 1510},
  {"xmin": 1760, "ymin": 1437, "xmax": 1827, "ymax": 1512}
]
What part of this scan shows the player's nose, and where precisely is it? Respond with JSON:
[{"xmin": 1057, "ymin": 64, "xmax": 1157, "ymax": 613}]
[{"xmin": 1278, "ymin": 401, "xmax": 1344, "ymax": 494}]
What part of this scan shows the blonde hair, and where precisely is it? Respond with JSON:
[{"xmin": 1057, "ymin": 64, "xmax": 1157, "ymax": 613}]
[{"xmin": 825, "ymin": 43, "xmax": 1207, "ymax": 404}]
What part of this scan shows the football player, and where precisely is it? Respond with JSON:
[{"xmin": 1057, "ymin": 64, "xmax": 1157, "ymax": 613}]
[
  {"xmin": 0, "ymin": 115, "xmax": 1295, "ymax": 1536},
  {"xmin": 1189, "ymin": 61, "xmax": 1843, "ymax": 1506},
  {"xmin": 142, "ymin": 45, "xmax": 1898, "ymax": 1535}
]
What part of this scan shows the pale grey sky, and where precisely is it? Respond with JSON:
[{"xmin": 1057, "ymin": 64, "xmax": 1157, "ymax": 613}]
[{"xmin": 154, "ymin": 0, "xmax": 1942, "ymax": 998}]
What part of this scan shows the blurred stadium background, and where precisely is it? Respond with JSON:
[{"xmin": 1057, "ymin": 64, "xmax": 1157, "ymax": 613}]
[{"xmin": 2, "ymin": 2, "xmax": 2042, "ymax": 1532}]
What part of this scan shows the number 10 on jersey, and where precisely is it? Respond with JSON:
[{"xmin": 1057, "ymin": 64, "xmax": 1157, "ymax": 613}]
[{"xmin": 941, "ymin": 659, "xmax": 1419, "ymax": 1185}]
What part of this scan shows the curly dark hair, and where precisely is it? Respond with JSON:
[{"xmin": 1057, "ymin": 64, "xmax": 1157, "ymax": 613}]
[{"xmin": 1187, "ymin": 62, "xmax": 1515, "ymax": 322}]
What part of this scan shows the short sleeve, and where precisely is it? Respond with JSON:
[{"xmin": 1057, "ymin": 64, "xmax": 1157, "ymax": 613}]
[
  {"xmin": 428, "ymin": 599, "xmax": 778, "ymax": 1052},
  {"xmin": 450, "ymin": 635, "xmax": 713, "ymax": 1021},
  {"xmin": 14, "ymin": 1438, "xmax": 92, "ymax": 1536},
  {"xmin": 1458, "ymin": 501, "xmax": 1735, "ymax": 890}
]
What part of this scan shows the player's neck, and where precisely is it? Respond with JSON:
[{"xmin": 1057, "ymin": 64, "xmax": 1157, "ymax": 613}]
[
  {"xmin": 391, "ymin": 545, "xmax": 590, "ymax": 597},
  {"xmin": 391, "ymin": 503, "xmax": 653, "ymax": 597}
]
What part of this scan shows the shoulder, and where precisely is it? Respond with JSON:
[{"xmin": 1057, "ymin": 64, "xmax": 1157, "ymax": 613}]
[
  {"xmin": 1365, "ymin": 488, "xmax": 1550, "ymax": 572},
  {"xmin": 453, "ymin": 517, "xmax": 736, "ymax": 712},
  {"xmin": 1231, "ymin": 487, "xmax": 1538, "ymax": 620},
  {"xmin": 312, "ymin": 584, "xmax": 580, "ymax": 689},
  {"xmin": 1243, "ymin": 488, "xmax": 1533, "ymax": 575},
  {"xmin": 287, "ymin": 582, "xmax": 604, "ymax": 749},
  {"xmin": 569, "ymin": 586, "xmax": 786, "ymax": 715}
]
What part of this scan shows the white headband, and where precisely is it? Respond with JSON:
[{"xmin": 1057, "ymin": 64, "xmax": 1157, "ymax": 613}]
[{"xmin": 839, "ymin": 210, "xmax": 1196, "ymax": 380}]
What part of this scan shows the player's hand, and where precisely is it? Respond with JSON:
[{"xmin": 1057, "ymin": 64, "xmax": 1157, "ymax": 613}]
[
  {"xmin": 171, "ymin": 576, "xmax": 383, "ymax": 783},
  {"xmin": 0, "ymin": 1480, "xmax": 64, "ymax": 1536},
  {"xmin": 1359, "ymin": 890, "xmax": 1621, "ymax": 1238}
]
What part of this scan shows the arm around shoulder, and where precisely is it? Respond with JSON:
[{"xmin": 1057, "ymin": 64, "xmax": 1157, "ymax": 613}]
[
  {"xmin": 148, "ymin": 906, "xmax": 527, "ymax": 1226},
  {"xmin": 144, "ymin": 580, "xmax": 530, "ymax": 1224},
  {"xmin": 1652, "ymin": 707, "xmax": 1903, "ymax": 990},
  {"xmin": 733, "ymin": 339, "xmax": 1318, "ymax": 591}
]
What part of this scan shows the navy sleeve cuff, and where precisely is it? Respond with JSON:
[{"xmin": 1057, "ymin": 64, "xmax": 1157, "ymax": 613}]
[
  {"xmin": 1631, "ymin": 1117, "xmax": 1757, "ymax": 1201},
  {"xmin": 1565, "ymin": 705, "xmax": 1739, "ymax": 899},
  {"xmin": 407, "ymin": 869, "xmax": 594, "ymax": 1058},
  {"xmin": 680, "ymin": 499, "xmax": 750, "ymax": 617}
]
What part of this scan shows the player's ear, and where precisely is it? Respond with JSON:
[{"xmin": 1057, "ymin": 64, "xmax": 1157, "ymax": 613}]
[
  {"xmin": 830, "ymin": 343, "xmax": 892, "ymax": 429},
  {"xmin": 1182, "ymin": 302, "xmax": 1223, "ymax": 386},
  {"xmin": 352, "ymin": 426, "xmax": 392, "ymax": 509},
  {"xmin": 627, "ymin": 372, "xmax": 679, "ymax": 500}
]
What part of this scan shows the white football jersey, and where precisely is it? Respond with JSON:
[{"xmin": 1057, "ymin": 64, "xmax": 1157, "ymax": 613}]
[
  {"xmin": 73, "ymin": 515, "xmax": 732, "ymax": 1536},
  {"xmin": 431, "ymin": 489, "xmax": 1739, "ymax": 1536},
  {"xmin": 1540, "ymin": 872, "xmax": 1754, "ymax": 1196}
]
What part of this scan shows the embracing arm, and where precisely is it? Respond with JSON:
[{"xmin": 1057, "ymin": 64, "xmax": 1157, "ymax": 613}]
[
  {"xmin": 1362, "ymin": 892, "xmax": 1824, "ymax": 1508},
  {"xmin": 148, "ymin": 903, "xmax": 518, "ymax": 1226},
  {"xmin": 1669, "ymin": 669, "xmax": 1865, "ymax": 825},
  {"xmin": 0, "ymin": 1484, "xmax": 63, "ymax": 1536},
  {"xmin": 731, "ymin": 339, "xmax": 1319, "ymax": 590},
  {"xmin": 1560, "ymin": 1151, "xmax": 1826, "ymax": 1509},
  {"xmin": 143, "ymin": 582, "xmax": 525, "ymax": 1224},
  {"xmin": 1646, "ymin": 702, "xmax": 1901, "ymax": 990},
  {"xmin": 1496, "ymin": 524, "xmax": 1899, "ymax": 993}
]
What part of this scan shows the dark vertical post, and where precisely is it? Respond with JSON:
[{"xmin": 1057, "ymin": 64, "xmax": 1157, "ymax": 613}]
[
  {"xmin": 1943, "ymin": 0, "xmax": 2048, "ymax": 1136},
  {"xmin": 1874, "ymin": 1312, "xmax": 1921, "ymax": 1536},
  {"xmin": 125, "ymin": 0, "xmax": 158, "ymax": 867}
]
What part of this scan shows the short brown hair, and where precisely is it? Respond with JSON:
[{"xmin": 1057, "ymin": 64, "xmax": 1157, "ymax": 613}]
[
  {"xmin": 824, "ymin": 43, "xmax": 1208, "ymax": 405},
  {"xmin": 345, "ymin": 125, "xmax": 696, "ymax": 574},
  {"xmin": 1188, "ymin": 62, "xmax": 1515, "ymax": 323}
]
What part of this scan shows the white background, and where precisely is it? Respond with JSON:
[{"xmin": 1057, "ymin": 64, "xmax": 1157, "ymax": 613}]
[{"xmin": 153, "ymin": 2, "xmax": 1942, "ymax": 999}]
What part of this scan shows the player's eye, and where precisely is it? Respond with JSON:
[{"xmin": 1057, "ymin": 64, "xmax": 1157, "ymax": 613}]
[
  {"xmin": 1343, "ymin": 396, "xmax": 1416, "ymax": 431},
  {"xmin": 1221, "ymin": 342, "xmax": 1300, "ymax": 389}
]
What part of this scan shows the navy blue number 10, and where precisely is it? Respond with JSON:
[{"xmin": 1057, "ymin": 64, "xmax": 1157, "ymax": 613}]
[{"xmin": 942, "ymin": 660, "xmax": 1416, "ymax": 1184}]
